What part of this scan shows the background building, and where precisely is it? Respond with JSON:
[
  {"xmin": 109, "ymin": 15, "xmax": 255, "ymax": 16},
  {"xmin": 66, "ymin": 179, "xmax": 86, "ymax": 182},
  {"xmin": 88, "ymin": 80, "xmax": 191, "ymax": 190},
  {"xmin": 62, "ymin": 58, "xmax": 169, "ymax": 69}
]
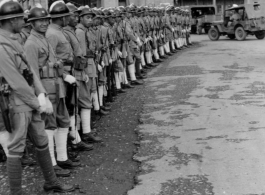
[{"xmin": 18, "ymin": 0, "xmax": 260, "ymax": 10}]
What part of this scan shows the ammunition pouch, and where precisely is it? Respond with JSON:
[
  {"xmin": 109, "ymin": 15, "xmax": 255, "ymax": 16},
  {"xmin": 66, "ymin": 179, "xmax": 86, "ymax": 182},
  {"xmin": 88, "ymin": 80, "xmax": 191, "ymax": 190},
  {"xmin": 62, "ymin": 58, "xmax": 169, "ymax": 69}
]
[
  {"xmin": 40, "ymin": 62, "xmax": 56, "ymax": 79},
  {"xmin": 63, "ymin": 59, "xmax": 73, "ymax": 72},
  {"xmin": 86, "ymin": 50, "xmax": 95, "ymax": 58},
  {"xmin": 22, "ymin": 69, "xmax": 34, "ymax": 86},
  {"xmin": 55, "ymin": 61, "xmax": 64, "ymax": 77},
  {"xmin": 74, "ymin": 56, "xmax": 87, "ymax": 71},
  {"xmin": 101, "ymin": 46, "xmax": 108, "ymax": 53}
]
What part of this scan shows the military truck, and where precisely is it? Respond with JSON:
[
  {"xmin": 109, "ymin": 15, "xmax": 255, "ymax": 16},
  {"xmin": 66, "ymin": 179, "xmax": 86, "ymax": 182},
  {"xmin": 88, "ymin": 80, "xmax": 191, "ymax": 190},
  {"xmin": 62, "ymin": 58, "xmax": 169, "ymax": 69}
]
[
  {"xmin": 188, "ymin": 5, "xmax": 221, "ymax": 34},
  {"xmin": 208, "ymin": 3, "xmax": 265, "ymax": 41}
]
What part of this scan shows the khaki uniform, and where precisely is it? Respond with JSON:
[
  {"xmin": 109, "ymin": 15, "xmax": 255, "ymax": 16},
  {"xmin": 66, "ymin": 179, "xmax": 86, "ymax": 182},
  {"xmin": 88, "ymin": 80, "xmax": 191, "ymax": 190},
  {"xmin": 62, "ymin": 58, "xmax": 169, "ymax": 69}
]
[
  {"xmin": 25, "ymin": 29, "xmax": 70, "ymax": 130},
  {"xmin": 64, "ymin": 25, "xmax": 92, "ymax": 109},
  {"xmin": 0, "ymin": 29, "xmax": 48, "ymax": 156},
  {"xmin": 75, "ymin": 24, "xmax": 97, "ymax": 93}
]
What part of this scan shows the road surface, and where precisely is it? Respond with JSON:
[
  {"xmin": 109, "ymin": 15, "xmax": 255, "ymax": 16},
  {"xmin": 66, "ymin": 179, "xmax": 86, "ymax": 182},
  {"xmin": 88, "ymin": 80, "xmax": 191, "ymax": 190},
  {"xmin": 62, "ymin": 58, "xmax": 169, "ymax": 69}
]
[{"xmin": 128, "ymin": 35, "xmax": 265, "ymax": 195}]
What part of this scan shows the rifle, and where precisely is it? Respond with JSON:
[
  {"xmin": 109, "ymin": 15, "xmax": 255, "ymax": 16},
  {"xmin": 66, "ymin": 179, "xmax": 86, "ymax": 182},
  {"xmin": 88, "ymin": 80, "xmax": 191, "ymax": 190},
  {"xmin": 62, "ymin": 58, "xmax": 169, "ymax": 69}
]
[{"xmin": 0, "ymin": 80, "xmax": 12, "ymax": 133}]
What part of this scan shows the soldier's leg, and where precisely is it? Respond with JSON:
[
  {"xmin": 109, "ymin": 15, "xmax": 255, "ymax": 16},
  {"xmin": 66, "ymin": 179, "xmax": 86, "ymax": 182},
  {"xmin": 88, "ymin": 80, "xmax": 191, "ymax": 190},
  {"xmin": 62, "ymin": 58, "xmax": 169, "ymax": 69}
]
[
  {"xmin": 54, "ymin": 98, "xmax": 80, "ymax": 169},
  {"xmin": 0, "ymin": 130, "xmax": 9, "ymax": 155},
  {"xmin": 6, "ymin": 111, "xmax": 31, "ymax": 195},
  {"xmin": 28, "ymin": 111, "xmax": 74, "ymax": 192}
]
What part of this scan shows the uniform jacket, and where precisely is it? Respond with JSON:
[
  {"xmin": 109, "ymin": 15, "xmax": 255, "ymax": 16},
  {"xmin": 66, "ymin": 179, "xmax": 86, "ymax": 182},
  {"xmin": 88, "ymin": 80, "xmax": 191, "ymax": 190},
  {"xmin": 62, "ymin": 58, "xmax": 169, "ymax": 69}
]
[
  {"xmin": 25, "ymin": 29, "xmax": 66, "ymax": 99},
  {"xmin": 0, "ymin": 29, "xmax": 45, "ymax": 112},
  {"xmin": 46, "ymin": 23, "xmax": 73, "ymax": 73},
  {"xmin": 75, "ymin": 23, "xmax": 97, "ymax": 78}
]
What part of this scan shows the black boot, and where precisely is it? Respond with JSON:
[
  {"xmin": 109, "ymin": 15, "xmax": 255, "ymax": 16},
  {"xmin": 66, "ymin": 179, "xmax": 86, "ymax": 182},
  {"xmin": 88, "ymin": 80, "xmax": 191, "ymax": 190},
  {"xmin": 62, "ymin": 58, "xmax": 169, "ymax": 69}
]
[
  {"xmin": 82, "ymin": 132, "xmax": 103, "ymax": 143},
  {"xmin": 36, "ymin": 147, "xmax": 75, "ymax": 193}
]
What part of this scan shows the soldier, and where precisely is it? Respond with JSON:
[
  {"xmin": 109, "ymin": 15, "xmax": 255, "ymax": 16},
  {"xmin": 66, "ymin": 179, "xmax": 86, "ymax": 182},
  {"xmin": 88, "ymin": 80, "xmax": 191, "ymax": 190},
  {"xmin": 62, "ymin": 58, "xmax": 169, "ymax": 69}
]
[
  {"xmin": 115, "ymin": 8, "xmax": 136, "ymax": 88},
  {"xmin": 177, "ymin": 8, "xmax": 184, "ymax": 48},
  {"xmin": 75, "ymin": 7, "xmax": 106, "ymax": 142},
  {"xmin": 119, "ymin": 7, "xmax": 143, "ymax": 85},
  {"xmin": 46, "ymin": 0, "xmax": 81, "ymax": 169},
  {"xmin": 64, "ymin": 3, "xmax": 97, "ymax": 149},
  {"xmin": 103, "ymin": 9, "xmax": 126, "ymax": 94},
  {"xmin": 0, "ymin": 0, "xmax": 74, "ymax": 193},
  {"xmin": 76, "ymin": 8, "xmax": 109, "ymax": 117}
]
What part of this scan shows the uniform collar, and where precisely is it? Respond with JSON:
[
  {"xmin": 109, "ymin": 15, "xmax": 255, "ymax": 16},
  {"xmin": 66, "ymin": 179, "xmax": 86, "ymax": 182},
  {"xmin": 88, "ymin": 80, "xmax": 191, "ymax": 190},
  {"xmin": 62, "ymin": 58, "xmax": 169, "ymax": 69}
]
[
  {"xmin": 31, "ymin": 29, "xmax": 45, "ymax": 39},
  {"xmin": 76, "ymin": 23, "xmax": 86, "ymax": 31},
  {"xmin": 49, "ymin": 23, "xmax": 63, "ymax": 31},
  {"xmin": 64, "ymin": 25, "xmax": 75, "ymax": 32},
  {"xmin": 103, "ymin": 22, "xmax": 110, "ymax": 27},
  {"xmin": 0, "ymin": 29, "xmax": 18, "ymax": 40}
]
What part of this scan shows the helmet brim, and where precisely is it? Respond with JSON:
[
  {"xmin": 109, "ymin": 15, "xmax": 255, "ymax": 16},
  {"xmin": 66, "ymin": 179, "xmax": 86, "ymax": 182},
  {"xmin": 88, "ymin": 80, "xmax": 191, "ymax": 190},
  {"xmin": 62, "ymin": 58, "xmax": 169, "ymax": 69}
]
[
  {"xmin": 0, "ymin": 13, "xmax": 24, "ymax": 21},
  {"xmin": 27, "ymin": 15, "xmax": 51, "ymax": 22},
  {"xmin": 50, "ymin": 12, "xmax": 71, "ymax": 19}
]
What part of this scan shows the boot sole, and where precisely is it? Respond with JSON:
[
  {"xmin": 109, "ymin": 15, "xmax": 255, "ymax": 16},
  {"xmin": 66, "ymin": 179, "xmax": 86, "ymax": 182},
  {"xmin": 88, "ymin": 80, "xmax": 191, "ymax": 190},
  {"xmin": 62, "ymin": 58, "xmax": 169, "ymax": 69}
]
[{"xmin": 44, "ymin": 187, "xmax": 75, "ymax": 193}]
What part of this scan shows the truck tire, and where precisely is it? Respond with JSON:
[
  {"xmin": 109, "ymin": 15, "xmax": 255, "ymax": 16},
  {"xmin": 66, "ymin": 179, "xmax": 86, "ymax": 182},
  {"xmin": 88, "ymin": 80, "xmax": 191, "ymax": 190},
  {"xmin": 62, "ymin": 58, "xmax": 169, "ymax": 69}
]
[
  {"xmin": 235, "ymin": 27, "xmax": 247, "ymax": 41},
  {"xmin": 255, "ymin": 31, "xmax": 265, "ymax": 40},
  {"xmin": 208, "ymin": 27, "xmax": 220, "ymax": 41}
]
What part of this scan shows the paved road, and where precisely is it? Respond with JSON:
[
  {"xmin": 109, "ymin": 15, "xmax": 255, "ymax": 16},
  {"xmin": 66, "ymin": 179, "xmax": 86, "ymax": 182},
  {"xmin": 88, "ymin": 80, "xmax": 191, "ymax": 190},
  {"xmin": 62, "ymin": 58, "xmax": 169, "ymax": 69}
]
[{"xmin": 128, "ymin": 35, "xmax": 265, "ymax": 195}]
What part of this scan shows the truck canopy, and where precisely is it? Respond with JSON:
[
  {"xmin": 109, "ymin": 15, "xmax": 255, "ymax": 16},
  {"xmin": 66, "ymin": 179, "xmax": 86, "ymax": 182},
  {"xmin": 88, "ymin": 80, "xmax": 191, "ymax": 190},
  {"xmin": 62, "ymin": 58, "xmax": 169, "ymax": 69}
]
[{"xmin": 245, "ymin": 3, "xmax": 265, "ymax": 19}]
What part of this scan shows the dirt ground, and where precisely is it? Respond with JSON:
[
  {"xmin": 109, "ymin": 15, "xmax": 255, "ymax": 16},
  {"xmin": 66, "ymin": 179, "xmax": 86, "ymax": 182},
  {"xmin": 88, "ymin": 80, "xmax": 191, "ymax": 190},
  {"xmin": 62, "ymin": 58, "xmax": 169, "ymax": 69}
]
[{"xmin": 0, "ymin": 81, "xmax": 145, "ymax": 195}]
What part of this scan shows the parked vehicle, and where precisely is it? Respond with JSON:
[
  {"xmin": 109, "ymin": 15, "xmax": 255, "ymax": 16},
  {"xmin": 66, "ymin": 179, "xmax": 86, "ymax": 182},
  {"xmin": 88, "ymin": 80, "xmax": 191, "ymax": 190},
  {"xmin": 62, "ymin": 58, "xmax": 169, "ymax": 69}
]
[{"xmin": 208, "ymin": 3, "xmax": 265, "ymax": 41}]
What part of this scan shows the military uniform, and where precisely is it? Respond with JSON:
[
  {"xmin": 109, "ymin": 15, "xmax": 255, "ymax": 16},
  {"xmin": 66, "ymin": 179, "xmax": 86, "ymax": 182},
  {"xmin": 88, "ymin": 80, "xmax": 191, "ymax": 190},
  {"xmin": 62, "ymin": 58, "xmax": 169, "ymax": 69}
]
[{"xmin": 0, "ymin": 1, "xmax": 75, "ymax": 193}]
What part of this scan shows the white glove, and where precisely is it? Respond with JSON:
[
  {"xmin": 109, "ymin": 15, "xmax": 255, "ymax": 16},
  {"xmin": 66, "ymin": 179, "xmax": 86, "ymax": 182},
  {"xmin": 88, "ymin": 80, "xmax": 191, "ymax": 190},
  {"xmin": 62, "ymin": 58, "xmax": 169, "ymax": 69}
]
[
  {"xmin": 136, "ymin": 37, "xmax": 141, "ymax": 46},
  {"xmin": 45, "ymin": 97, "xmax": 53, "ymax": 115},
  {"xmin": 98, "ymin": 64, "xmax": 103, "ymax": 72},
  {"xmin": 172, "ymin": 28, "xmax": 175, "ymax": 32},
  {"xmin": 118, "ymin": 51, "xmax": 122, "ymax": 57},
  {"xmin": 85, "ymin": 75, "xmax": 89, "ymax": 83},
  {"xmin": 109, "ymin": 59, "xmax": 113, "ymax": 64},
  {"xmin": 64, "ymin": 75, "xmax": 76, "ymax": 84},
  {"xmin": 101, "ymin": 61, "xmax": 105, "ymax": 68},
  {"xmin": 38, "ymin": 93, "xmax": 46, "ymax": 113}
]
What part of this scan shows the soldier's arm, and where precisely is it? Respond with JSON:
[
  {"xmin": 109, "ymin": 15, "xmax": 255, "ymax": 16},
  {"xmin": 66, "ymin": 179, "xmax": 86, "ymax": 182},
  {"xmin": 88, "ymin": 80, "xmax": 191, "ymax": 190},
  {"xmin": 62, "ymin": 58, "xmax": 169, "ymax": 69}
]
[
  {"xmin": 24, "ymin": 41, "xmax": 46, "ymax": 96},
  {"xmin": 75, "ymin": 29, "xmax": 86, "ymax": 56},
  {"xmin": 24, "ymin": 40, "xmax": 40, "ymax": 78},
  {"xmin": 0, "ymin": 46, "xmax": 40, "ymax": 110},
  {"xmin": 46, "ymin": 33, "xmax": 59, "ymax": 56}
]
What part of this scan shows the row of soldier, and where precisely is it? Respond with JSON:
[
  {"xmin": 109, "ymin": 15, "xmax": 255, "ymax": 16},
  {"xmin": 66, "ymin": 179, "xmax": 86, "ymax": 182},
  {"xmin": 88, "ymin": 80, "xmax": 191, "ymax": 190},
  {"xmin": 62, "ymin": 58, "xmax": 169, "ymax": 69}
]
[{"xmin": 0, "ymin": 0, "xmax": 192, "ymax": 194}]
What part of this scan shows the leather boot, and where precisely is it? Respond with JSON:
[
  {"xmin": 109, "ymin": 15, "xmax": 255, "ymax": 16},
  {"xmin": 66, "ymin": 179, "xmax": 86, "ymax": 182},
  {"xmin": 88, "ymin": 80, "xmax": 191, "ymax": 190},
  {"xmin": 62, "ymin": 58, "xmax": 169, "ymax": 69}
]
[
  {"xmin": 43, "ymin": 179, "xmax": 75, "ymax": 193},
  {"xmin": 53, "ymin": 165, "xmax": 71, "ymax": 177},
  {"xmin": 82, "ymin": 132, "xmax": 103, "ymax": 143},
  {"xmin": 71, "ymin": 141, "xmax": 93, "ymax": 151},
  {"xmin": 57, "ymin": 159, "xmax": 81, "ymax": 169}
]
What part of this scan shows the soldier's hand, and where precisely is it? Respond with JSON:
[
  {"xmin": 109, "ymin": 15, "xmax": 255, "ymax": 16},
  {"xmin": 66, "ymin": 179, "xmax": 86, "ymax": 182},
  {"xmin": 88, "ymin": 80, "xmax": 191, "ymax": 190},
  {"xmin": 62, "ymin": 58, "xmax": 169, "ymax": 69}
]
[
  {"xmin": 98, "ymin": 65, "xmax": 103, "ymax": 72},
  {"xmin": 118, "ymin": 51, "xmax": 122, "ymax": 57},
  {"xmin": 45, "ymin": 97, "xmax": 53, "ymax": 115},
  {"xmin": 109, "ymin": 59, "xmax": 113, "ymax": 64},
  {"xmin": 37, "ymin": 93, "xmax": 47, "ymax": 114},
  {"xmin": 64, "ymin": 75, "xmax": 76, "ymax": 84},
  {"xmin": 85, "ymin": 75, "xmax": 89, "ymax": 83}
]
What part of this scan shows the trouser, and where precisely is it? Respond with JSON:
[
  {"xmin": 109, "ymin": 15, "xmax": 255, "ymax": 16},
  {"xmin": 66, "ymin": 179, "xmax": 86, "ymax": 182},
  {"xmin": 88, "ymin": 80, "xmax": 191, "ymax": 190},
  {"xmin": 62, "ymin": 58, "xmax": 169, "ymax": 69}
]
[
  {"xmin": 130, "ymin": 47, "xmax": 142, "ymax": 77},
  {"xmin": 42, "ymin": 98, "xmax": 70, "ymax": 165},
  {"xmin": 4, "ymin": 110, "xmax": 57, "ymax": 194}
]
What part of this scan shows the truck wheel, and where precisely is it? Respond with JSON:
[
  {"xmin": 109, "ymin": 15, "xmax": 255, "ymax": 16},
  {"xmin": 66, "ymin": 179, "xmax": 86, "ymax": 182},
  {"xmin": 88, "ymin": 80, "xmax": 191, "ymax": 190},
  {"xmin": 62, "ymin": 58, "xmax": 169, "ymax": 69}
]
[
  {"xmin": 255, "ymin": 31, "xmax": 265, "ymax": 39},
  {"xmin": 208, "ymin": 28, "xmax": 220, "ymax": 41},
  {"xmin": 235, "ymin": 27, "xmax": 247, "ymax": 41},
  {"xmin": 228, "ymin": 34, "xmax": 236, "ymax": 39}
]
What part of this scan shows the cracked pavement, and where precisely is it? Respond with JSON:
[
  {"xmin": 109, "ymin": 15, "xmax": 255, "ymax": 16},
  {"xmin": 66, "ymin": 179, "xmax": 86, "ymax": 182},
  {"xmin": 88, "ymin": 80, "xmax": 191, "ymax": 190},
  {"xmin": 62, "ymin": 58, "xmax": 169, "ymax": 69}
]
[{"xmin": 128, "ymin": 35, "xmax": 265, "ymax": 195}]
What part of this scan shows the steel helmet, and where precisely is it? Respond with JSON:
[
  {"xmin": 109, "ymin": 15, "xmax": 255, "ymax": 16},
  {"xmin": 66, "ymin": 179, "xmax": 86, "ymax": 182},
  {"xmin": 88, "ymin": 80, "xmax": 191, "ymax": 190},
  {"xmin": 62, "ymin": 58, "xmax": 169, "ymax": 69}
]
[
  {"xmin": 49, "ymin": 0, "xmax": 70, "ymax": 19},
  {"xmin": 28, "ymin": 4, "xmax": 50, "ymax": 22},
  {"xmin": 0, "ymin": 0, "xmax": 24, "ymax": 21}
]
